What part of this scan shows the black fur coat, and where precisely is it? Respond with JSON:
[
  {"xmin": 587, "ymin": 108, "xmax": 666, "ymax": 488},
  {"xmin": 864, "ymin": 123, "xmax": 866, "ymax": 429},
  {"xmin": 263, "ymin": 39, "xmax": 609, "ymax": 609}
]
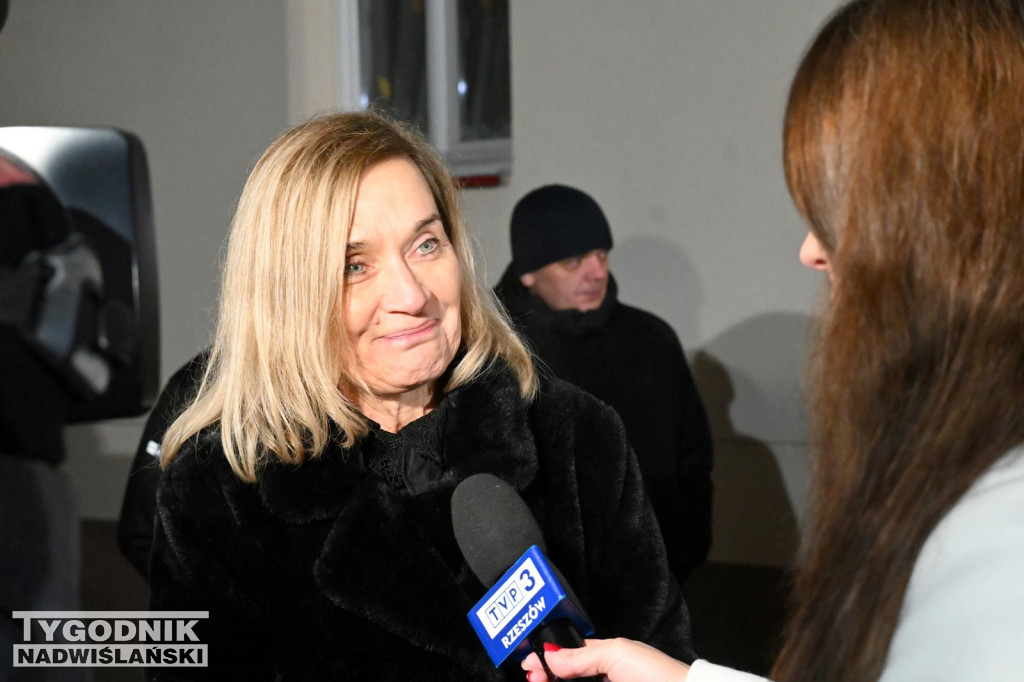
[{"xmin": 148, "ymin": 360, "xmax": 693, "ymax": 680}]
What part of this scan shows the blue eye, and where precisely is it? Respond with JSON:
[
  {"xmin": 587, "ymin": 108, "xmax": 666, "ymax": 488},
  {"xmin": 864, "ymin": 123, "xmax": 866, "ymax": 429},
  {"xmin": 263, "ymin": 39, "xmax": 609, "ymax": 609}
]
[
  {"xmin": 417, "ymin": 238, "xmax": 440, "ymax": 255},
  {"xmin": 344, "ymin": 261, "xmax": 366, "ymax": 276}
]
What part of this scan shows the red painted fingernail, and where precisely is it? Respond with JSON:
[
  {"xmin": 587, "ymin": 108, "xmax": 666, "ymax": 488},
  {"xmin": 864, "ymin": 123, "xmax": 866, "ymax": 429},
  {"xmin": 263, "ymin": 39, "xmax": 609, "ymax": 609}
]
[{"xmin": 543, "ymin": 642, "xmax": 562, "ymax": 652}]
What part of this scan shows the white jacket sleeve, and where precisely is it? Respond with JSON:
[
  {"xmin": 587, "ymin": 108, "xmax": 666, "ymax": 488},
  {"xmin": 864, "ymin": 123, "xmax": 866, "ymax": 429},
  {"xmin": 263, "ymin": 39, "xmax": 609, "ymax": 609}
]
[
  {"xmin": 879, "ymin": 447, "xmax": 1024, "ymax": 681},
  {"xmin": 688, "ymin": 659, "xmax": 769, "ymax": 682}
]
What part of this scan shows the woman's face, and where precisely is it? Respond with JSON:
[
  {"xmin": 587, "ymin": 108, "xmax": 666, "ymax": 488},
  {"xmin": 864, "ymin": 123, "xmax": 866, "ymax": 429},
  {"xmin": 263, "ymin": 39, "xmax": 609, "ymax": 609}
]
[
  {"xmin": 342, "ymin": 156, "xmax": 462, "ymax": 399},
  {"xmin": 799, "ymin": 230, "xmax": 832, "ymax": 278}
]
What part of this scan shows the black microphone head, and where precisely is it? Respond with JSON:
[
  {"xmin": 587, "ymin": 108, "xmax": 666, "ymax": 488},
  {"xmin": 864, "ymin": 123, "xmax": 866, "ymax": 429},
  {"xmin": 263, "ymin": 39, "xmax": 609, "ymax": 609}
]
[{"xmin": 451, "ymin": 473, "xmax": 547, "ymax": 586}]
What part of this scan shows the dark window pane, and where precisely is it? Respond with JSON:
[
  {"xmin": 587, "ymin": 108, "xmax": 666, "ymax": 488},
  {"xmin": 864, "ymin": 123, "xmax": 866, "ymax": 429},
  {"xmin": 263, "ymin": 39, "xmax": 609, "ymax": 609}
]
[
  {"xmin": 358, "ymin": 0, "xmax": 429, "ymax": 134},
  {"xmin": 457, "ymin": 0, "xmax": 511, "ymax": 141}
]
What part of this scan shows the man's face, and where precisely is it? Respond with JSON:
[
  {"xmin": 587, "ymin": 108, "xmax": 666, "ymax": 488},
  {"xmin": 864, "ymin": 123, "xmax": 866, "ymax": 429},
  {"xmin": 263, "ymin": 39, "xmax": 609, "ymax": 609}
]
[{"xmin": 520, "ymin": 249, "xmax": 609, "ymax": 311}]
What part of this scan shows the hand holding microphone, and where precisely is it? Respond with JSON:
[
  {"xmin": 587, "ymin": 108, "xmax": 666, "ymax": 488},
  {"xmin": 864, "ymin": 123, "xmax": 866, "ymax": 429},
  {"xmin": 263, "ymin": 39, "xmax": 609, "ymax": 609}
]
[
  {"xmin": 521, "ymin": 638, "xmax": 692, "ymax": 682},
  {"xmin": 451, "ymin": 473, "xmax": 600, "ymax": 681}
]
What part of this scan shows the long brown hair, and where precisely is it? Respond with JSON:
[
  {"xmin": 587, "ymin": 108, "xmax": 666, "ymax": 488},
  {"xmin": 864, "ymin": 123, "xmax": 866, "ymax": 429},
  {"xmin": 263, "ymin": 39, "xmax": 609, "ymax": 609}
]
[
  {"xmin": 161, "ymin": 111, "xmax": 536, "ymax": 482},
  {"xmin": 776, "ymin": 1, "xmax": 1024, "ymax": 679}
]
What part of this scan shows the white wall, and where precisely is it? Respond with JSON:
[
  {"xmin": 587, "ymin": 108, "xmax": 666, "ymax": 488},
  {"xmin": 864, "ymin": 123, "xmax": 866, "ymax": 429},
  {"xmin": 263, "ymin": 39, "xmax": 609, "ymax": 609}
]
[
  {"xmin": 2, "ymin": 0, "xmax": 842, "ymax": 566},
  {"xmin": 473, "ymin": 1, "xmax": 839, "ymax": 565}
]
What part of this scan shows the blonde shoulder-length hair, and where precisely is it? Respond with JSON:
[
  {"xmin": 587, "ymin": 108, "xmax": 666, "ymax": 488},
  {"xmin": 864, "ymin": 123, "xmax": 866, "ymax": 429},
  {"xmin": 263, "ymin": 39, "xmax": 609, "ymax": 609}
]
[{"xmin": 161, "ymin": 111, "xmax": 537, "ymax": 483}]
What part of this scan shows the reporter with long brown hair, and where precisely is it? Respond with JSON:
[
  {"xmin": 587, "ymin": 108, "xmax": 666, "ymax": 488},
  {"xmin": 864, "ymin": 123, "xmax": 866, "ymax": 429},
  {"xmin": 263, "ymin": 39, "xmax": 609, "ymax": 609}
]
[{"xmin": 523, "ymin": 0, "xmax": 1024, "ymax": 680}]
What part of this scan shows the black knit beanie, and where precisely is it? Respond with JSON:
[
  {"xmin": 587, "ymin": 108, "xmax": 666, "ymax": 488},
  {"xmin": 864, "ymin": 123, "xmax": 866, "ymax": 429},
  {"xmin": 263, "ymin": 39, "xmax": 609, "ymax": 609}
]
[{"xmin": 509, "ymin": 185, "xmax": 613, "ymax": 276}]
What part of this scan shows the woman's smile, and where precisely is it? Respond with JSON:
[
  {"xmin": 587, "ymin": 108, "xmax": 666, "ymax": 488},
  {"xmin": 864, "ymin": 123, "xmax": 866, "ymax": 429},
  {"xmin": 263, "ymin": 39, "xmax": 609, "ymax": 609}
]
[{"xmin": 378, "ymin": 319, "xmax": 439, "ymax": 344}]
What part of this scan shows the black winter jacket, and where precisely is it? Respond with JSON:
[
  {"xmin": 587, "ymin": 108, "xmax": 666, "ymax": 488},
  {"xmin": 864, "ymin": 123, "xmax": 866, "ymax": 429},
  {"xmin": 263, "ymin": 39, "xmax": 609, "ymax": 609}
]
[
  {"xmin": 148, "ymin": 358, "xmax": 693, "ymax": 680},
  {"xmin": 495, "ymin": 268, "xmax": 713, "ymax": 584},
  {"xmin": 118, "ymin": 353, "xmax": 207, "ymax": 578}
]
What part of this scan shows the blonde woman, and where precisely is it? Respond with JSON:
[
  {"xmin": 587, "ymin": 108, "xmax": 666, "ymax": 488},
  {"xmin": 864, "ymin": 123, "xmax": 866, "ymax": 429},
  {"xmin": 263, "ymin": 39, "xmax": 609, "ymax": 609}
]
[{"xmin": 147, "ymin": 111, "xmax": 692, "ymax": 680}]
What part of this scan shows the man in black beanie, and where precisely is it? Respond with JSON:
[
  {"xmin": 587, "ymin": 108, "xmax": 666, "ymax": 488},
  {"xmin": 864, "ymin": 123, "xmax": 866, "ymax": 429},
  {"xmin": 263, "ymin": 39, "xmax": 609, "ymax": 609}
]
[{"xmin": 494, "ymin": 184, "xmax": 713, "ymax": 586}]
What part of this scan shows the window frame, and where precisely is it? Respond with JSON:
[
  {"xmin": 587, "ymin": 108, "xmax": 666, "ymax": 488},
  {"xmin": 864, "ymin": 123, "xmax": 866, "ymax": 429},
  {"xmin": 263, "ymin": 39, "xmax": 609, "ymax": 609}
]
[{"xmin": 334, "ymin": 0, "xmax": 512, "ymax": 179}]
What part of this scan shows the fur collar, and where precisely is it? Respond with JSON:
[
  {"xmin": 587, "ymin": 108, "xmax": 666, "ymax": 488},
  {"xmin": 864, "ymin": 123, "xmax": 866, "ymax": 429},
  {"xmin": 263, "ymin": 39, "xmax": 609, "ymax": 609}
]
[
  {"xmin": 256, "ymin": 358, "xmax": 539, "ymax": 523},
  {"xmin": 251, "ymin": 359, "xmax": 540, "ymax": 675}
]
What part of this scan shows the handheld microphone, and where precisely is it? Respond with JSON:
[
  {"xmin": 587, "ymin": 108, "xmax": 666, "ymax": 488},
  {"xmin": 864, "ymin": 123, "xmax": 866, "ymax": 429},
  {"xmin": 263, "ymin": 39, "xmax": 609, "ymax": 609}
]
[{"xmin": 452, "ymin": 473, "xmax": 599, "ymax": 681}]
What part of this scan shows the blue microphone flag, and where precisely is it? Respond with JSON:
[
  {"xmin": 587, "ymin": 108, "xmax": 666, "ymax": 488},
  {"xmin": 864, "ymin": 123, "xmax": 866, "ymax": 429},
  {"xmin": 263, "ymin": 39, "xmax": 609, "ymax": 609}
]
[{"xmin": 468, "ymin": 544, "xmax": 594, "ymax": 666}]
